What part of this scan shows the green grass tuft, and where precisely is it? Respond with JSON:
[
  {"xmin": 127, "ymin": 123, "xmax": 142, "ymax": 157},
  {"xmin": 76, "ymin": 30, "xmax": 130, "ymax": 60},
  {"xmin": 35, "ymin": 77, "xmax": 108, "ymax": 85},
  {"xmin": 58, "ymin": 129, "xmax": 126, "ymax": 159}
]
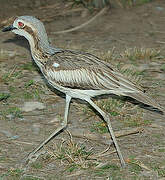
[
  {"xmin": 20, "ymin": 62, "xmax": 36, "ymax": 71},
  {"xmin": 1, "ymin": 107, "xmax": 23, "ymax": 120},
  {"xmin": 91, "ymin": 121, "xmax": 108, "ymax": 134},
  {"xmin": 0, "ymin": 93, "xmax": 10, "ymax": 101},
  {"xmin": 31, "ymin": 162, "xmax": 43, "ymax": 169},
  {"xmin": 0, "ymin": 168, "xmax": 23, "ymax": 179}
]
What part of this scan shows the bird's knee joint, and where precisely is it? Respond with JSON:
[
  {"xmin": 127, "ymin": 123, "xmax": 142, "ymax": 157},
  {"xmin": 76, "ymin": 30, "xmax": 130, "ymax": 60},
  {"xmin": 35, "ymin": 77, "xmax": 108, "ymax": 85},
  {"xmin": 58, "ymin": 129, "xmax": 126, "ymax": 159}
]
[
  {"xmin": 61, "ymin": 122, "xmax": 67, "ymax": 127},
  {"xmin": 104, "ymin": 114, "xmax": 110, "ymax": 122}
]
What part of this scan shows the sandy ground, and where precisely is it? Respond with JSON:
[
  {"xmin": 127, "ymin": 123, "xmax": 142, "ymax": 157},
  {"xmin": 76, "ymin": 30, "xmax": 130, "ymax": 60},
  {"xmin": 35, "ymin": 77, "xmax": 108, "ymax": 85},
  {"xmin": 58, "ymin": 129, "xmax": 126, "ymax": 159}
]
[{"xmin": 0, "ymin": 0, "xmax": 165, "ymax": 179}]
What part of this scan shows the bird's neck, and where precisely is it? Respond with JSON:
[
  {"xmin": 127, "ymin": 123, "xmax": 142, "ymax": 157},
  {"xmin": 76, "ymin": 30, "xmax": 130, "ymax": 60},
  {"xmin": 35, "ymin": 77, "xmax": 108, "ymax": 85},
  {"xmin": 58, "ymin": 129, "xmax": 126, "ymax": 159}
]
[{"xmin": 27, "ymin": 33, "xmax": 61, "ymax": 67}]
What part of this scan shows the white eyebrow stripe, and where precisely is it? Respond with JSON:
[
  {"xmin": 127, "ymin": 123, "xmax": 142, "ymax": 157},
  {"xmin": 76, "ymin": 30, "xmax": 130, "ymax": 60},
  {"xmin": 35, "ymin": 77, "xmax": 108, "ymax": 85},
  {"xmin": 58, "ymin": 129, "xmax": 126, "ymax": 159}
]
[{"xmin": 52, "ymin": 62, "xmax": 60, "ymax": 68}]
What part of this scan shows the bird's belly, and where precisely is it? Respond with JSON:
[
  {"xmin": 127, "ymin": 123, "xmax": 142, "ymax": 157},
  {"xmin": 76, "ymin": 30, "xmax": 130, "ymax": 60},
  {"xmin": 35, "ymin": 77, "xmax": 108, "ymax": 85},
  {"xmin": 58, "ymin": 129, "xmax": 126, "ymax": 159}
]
[{"xmin": 46, "ymin": 78, "xmax": 113, "ymax": 99}]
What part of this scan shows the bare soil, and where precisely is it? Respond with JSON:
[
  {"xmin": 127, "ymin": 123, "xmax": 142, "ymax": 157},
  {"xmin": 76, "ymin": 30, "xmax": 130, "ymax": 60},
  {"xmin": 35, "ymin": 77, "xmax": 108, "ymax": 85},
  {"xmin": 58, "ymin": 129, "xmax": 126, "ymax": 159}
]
[{"xmin": 0, "ymin": 0, "xmax": 165, "ymax": 179}]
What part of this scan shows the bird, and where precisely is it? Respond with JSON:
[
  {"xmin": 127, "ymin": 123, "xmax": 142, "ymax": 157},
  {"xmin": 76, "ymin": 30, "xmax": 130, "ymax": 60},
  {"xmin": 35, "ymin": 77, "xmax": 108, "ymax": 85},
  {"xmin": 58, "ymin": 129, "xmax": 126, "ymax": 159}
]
[{"xmin": 2, "ymin": 16, "xmax": 164, "ymax": 167}]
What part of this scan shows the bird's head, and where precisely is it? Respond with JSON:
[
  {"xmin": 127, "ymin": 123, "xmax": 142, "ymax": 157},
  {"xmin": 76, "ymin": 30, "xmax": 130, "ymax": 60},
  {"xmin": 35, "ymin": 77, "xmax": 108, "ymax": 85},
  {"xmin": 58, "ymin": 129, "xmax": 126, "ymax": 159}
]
[
  {"xmin": 2, "ymin": 16, "xmax": 51, "ymax": 51},
  {"xmin": 3, "ymin": 16, "xmax": 47, "ymax": 39},
  {"xmin": 2, "ymin": 16, "xmax": 60, "ymax": 55}
]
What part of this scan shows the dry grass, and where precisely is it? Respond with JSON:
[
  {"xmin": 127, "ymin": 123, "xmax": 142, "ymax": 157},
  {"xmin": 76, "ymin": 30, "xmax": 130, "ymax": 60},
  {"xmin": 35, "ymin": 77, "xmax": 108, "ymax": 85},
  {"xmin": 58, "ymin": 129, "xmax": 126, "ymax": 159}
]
[
  {"xmin": 120, "ymin": 47, "xmax": 161, "ymax": 61},
  {"xmin": 0, "ymin": 49, "xmax": 17, "ymax": 60},
  {"xmin": 115, "ymin": 0, "xmax": 153, "ymax": 8},
  {"xmin": 45, "ymin": 132, "xmax": 94, "ymax": 170}
]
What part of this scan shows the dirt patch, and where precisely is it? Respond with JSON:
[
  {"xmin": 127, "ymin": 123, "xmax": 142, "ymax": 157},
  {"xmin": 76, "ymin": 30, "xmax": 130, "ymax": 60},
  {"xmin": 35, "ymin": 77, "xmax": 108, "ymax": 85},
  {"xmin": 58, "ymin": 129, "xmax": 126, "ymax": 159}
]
[{"xmin": 0, "ymin": 0, "xmax": 165, "ymax": 179}]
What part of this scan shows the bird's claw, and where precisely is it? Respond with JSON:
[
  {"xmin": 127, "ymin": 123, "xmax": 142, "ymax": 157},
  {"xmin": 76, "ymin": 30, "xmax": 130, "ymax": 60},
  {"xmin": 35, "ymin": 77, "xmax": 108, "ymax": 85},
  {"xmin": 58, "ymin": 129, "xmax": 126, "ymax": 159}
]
[{"xmin": 23, "ymin": 150, "xmax": 47, "ymax": 165}]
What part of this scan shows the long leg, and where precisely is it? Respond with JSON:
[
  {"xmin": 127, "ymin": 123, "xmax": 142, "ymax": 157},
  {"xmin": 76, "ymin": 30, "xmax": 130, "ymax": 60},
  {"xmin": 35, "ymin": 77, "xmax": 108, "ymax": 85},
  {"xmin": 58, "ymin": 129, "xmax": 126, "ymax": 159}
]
[
  {"xmin": 28, "ymin": 95, "xmax": 72, "ymax": 157},
  {"xmin": 86, "ymin": 98, "xmax": 126, "ymax": 167}
]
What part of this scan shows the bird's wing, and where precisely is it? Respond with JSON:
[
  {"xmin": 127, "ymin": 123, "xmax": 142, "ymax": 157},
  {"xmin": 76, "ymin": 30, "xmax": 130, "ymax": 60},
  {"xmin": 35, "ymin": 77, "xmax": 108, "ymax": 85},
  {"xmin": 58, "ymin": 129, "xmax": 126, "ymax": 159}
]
[{"xmin": 43, "ymin": 50, "xmax": 142, "ymax": 92}]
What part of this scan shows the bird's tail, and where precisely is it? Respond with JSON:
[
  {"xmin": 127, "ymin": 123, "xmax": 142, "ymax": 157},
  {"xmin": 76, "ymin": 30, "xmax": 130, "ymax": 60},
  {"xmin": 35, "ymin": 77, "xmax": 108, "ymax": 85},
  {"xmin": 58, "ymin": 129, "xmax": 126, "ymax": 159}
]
[{"xmin": 124, "ymin": 91, "xmax": 164, "ymax": 115}]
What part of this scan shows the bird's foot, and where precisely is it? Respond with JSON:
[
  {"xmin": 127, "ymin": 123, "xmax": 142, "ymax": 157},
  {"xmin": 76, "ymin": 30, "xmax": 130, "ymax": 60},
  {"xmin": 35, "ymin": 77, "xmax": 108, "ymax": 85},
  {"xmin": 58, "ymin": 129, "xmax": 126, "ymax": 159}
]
[{"xmin": 22, "ymin": 150, "xmax": 46, "ymax": 165}]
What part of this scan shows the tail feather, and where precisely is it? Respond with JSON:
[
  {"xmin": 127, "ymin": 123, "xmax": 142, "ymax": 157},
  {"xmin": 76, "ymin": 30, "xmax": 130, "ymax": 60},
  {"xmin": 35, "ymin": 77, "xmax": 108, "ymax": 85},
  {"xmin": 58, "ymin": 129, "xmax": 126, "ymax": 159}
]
[{"xmin": 124, "ymin": 92, "xmax": 164, "ymax": 115}]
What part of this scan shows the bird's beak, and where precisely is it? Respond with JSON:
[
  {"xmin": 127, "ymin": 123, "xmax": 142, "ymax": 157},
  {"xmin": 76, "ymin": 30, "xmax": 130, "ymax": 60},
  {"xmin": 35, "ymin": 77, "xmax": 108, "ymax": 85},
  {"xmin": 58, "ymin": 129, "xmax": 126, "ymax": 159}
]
[{"xmin": 2, "ymin": 25, "xmax": 17, "ymax": 32}]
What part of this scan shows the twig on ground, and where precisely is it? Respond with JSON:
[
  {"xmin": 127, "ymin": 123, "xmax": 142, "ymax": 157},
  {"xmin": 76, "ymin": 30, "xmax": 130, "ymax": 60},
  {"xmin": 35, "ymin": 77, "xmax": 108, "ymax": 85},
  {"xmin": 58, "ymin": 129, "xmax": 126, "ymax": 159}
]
[
  {"xmin": 115, "ymin": 127, "xmax": 144, "ymax": 137},
  {"xmin": 156, "ymin": 41, "xmax": 165, "ymax": 44},
  {"xmin": 66, "ymin": 170, "xmax": 86, "ymax": 178},
  {"xmin": 52, "ymin": 6, "xmax": 109, "ymax": 34},
  {"xmin": 12, "ymin": 140, "xmax": 35, "ymax": 145},
  {"xmin": 8, "ymin": 65, "xmax": 17, "ymax": 78},
  {"xmin": 90, "ymin": 150, "xmax": 116, "ymax": 159},
  {"xmin": 20, "ymin": 174, "xmax": 46, "ymax": 180},
  {"xmin": 70, "ymin": 127, "xmax": 143, "ymax": 145}
]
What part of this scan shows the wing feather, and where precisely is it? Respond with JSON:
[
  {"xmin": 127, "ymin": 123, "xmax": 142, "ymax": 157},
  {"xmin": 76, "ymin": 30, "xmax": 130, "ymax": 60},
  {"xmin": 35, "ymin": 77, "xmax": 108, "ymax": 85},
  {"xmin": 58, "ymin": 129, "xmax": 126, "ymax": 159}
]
[
  {"xmin": 43, "ymin": 50, "xmax": 142, "ymax": 92},
  {"xmin": 41, "ymin": 50, "xmax": 164, "ymax": 114}
]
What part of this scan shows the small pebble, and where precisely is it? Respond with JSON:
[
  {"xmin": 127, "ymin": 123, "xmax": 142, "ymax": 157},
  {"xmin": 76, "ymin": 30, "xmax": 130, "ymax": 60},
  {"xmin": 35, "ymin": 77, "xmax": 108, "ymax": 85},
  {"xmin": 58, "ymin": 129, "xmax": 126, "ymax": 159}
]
[
  {"xmin": 33, "ymin": 75, "xmax": 45, "ymax": 83},
  {"xmin": 32, "ymin": 124, "xmax": 41, "ymax": 135},
  {"xmin": 155, "ymin": 7, "xmax": 164, "ymax": 11},
  {"xmin": 6, "ymin": 114, "xmax": 15, "ymax": 121},
  {"xmin": 21, "ymin": 101, "xmax": 45, "ymax": 112},
  {"xmin": 48, "ymin": 117, "xmax": 60, "ymax": 124},
  {"xmin": 10, "ymin": 135, "xmax": 19, "ymax": 140},
  {"xmin": 0, "ymin": 130, "xmax": 19, "ymax": 139}
]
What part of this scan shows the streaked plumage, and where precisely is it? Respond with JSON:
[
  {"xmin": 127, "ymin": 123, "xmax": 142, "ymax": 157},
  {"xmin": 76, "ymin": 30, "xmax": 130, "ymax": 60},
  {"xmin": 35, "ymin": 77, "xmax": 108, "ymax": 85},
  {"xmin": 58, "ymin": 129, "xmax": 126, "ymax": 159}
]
[
  {"xmin": 2, "ymin": 16, "xmax": 164, "ymax": 167},
  {"xmin": 44, "ymin": 50, "xmax": 163, "ymax": 111}
]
